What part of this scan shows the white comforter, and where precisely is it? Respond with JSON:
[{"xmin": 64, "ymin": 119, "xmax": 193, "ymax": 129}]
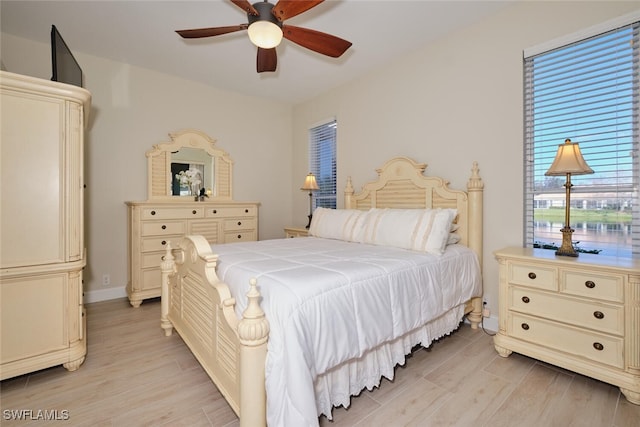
[{"xmin": 211, "ymin": 237, "xmax": 482, "ymax": 427}]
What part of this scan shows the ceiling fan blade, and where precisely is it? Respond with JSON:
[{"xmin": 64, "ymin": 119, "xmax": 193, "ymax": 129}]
[
  {"xmin": 272, "ymin": 0, "xmax": 324, "ymax": 22},
  {"xmin": 230, "ymin": 0, "xmax": 259, "ymax": 15},
  {"xmin": 282, "ymin": 25, "xmax": 352, "ymax": 58},
  {"xmin": 257, "ymin": 47, "xmax": 278, "ymax": 73},
  {"xmin": 176, "ymin": 25, "xmax": 247, "ymax": 39}
]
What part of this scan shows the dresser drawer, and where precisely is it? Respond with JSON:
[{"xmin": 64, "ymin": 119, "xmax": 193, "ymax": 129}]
[
  {"xmin": 509, "ymin": 262, "xmax": 557, "ymax": 291},
  {"xmin": 141, "ymin": 220, "xmax": 185, "ymax": 236},
  {"xmin": 141, "ymin": 252, "xmax": 165, "ymax": 269},
  {"xmin": 224, "ymin": 231, "xmax": 257, "ymax": 243},
  {"xmin": 509, "ymin": 287, "xmax": 624, "ymax": 336},
  {"xmin": 142, "ymin": 207, "xmax": 204, "ymax": 220},
  {"xmin": 561, "ymin": 270, "xmax": 624, "ymax": 303},
  {"xmin": 223, "ymin": 218, "xmax": 257, "ymax": 231},
  {"xmin": 508, "ymin": 312, "xmax": 623, "ymax": 369},
  {"xmin": 205, "ymin": 206, "xmax": 257, "ymax": 218},
  {"xmin": 141, "ymin": 235, "xmax": 181, "ymax": 253}
]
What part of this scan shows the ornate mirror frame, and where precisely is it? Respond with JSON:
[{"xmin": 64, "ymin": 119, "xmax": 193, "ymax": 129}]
[{"xmin": 146, "ymin": 129, "xmax": 233, "ymax": 200}]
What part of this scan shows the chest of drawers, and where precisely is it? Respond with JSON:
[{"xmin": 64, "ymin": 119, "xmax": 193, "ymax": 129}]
[
  {"xmin": 126, "ymin": 201, "xmax": 259, "ymax": 307},
  {"xmin": 493, "ymin": 247, "xmax": 640, "ymax": 405}
]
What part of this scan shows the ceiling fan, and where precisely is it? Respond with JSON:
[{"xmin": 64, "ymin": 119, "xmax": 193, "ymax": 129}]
[{"xmin": 176, "ymin": 0, "xmax": 352, "ymax": 73}]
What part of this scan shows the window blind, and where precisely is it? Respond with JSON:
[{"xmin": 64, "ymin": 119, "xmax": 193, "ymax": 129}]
[
  {"xmin": 309, "ymin": 119, "xmax": 337, "ymax": 209},
  {"xmin": 524, "ymin": 21, "xmax": 639, "ymax": 258}
]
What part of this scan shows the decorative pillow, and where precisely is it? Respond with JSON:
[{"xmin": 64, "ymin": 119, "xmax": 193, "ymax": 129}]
[
  {"xmin": 360, "ymin": 208, "xmax": 458, "ymax": 255},
  {"xmin": 308, "ymin": 207, "xmax": 364, "ymax": 241}
]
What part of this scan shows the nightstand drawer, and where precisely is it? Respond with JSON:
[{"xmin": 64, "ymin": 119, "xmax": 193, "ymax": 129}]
[
  {"xmin": 509, "ymin": 287, "xmax": 624, "ymax": 335},
  {"xmin": 509, "ymin": 262, "xmax": 557, "ymax": 291},
  {"xmin": 561, "ymin": 270, "xmax": 624, "ymax": 303},
  {"xmin": 508, "ymin": 312, "xmax": 623, "ymax": 369},
  {"xmin": 141, "ymin": 220, "xmax": 185, "ymax": 236}
]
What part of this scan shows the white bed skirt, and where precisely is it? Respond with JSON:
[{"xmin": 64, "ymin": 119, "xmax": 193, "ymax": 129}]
[{"xmin": 315, "ymin": 304, "xmax": 465, "ymax": 419}]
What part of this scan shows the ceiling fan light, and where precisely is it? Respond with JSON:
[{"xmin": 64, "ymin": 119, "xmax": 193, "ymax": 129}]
[{"xmin": 248, "ymin": 21, "xmax": 283, "ymax": 49}]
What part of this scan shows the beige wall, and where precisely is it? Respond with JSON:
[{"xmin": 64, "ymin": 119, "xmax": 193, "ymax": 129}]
[
  {"xmin": 291, "ymin": 2, "xmax": 640, "ymax": 320},
  {"xmin": 1, "ymin": 34, "xmax": 293, "ymax": 302}
]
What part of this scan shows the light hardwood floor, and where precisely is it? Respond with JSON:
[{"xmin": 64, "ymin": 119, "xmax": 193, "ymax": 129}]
[{"xmin": 1, "ymin": 298, "xmax": 639, "ymax": 426}]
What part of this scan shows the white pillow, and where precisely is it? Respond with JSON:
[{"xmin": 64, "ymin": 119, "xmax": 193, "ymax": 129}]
[
  {"xmin": 360, "ymin": 208, "xmax": 458, "ymax": 255},
  {"xmin": 308, "ymin": 207, "xmax": 364, "ymax": 241}
]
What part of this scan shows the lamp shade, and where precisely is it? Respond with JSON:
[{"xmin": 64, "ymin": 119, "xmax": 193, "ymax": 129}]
[
  {"xmin": 545, "ymin": 139, "xmax": 594, "ymax": 176},
  {"xmin": 301, "ymin": 173, "xmax": 320, "ymax": 191},
  {"xmin": 248, "ymin": 21, "xmax": 283, "ymax": 49}
]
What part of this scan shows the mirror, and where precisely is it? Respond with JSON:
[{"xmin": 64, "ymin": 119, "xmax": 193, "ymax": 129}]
[{"xmin": 146, "ymin": 129, "xmax": 233, "ymax": 200}]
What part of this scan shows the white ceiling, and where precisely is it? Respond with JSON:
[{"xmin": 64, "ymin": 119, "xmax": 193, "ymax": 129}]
[{"xmin": 1, "ymin": 0, "xmax": 515, "ymax": 104}]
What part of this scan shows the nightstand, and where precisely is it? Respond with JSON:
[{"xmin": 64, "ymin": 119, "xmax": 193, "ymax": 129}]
[
  {"xmin": 493, "ymin": 246, "xmax": 640, "ymax": 405},
  {"xmin": 284, "ymin": 227, "xmax": 309, "ymax": 238}
]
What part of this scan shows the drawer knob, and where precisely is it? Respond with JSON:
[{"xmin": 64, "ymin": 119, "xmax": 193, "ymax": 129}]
[
  {"xmin": 593, "ymin": 311, "xmax": 604, "ymax": 319},
  {"xmin": 237, "ymin": 234, "xmax": 242, "ymax": 239},
  {"xmin": 213, "ymin": 209, "xmax": 218, "ymax": 214},
  {"xmin": 521, "ymin": 323, "xmax": 530, "ymax": 330},
  {"xmin": 151, "ymin": 210, "xmax": 156, "ymax": 215},
  {"xmin": 522, "ymin": 296, "xmax": 530, "ymax": 303},
  {"xmin": 593, "ymin": 342, "xmax": 604, "ymax": 351},
  {"xmin": 192, "ymin": 210, "xmax": 197, "ymax": 215},
  {"xmin": 528, "ymin": 272, "xmax": 536, "ymax": 280},
  {"xmin": 237, "ymin": 221, "xmax": 242, "ymax": 226},
  {"xmin": 585, "ymin": 280, "xmax": 596, "ymax": 289},
  {"xmin": 245, "ymin": 209, "xmax": 249, "ymax": 213},
  {"xmin": 161, "ymin": 225, "xmax": 167, "ymax": 230},
  {"xmin": 161, "ymin": 240, "xmax": 167, "ymax": 245}
]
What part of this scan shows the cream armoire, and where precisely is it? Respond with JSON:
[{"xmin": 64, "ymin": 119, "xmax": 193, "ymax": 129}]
[{"xmin": 0, "ymin": 71, "xmax": 91, "ymax": 380}]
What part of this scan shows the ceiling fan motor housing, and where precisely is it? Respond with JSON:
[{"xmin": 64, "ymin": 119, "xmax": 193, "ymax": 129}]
[{"xmin": 248, "ymin": 1, "xmax": 282, "ymax": 29}]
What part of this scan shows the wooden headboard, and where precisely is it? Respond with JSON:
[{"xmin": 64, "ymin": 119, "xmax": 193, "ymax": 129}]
[{"xmin": 344, "ymin": 157, "xmax": 484, "ymax": 265}]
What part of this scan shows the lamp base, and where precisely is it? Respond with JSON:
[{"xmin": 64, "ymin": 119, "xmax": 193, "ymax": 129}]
[
  {"xmin": 555, "ymin": 226, "xmax": 578, "ymax": 257},
  {"xmin": 305, "ymin": 214, "xmax": 312, "ymax": 229}
]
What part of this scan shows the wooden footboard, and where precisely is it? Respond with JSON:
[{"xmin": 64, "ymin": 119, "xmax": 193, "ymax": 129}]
[{"xmin": 160, "ymin": 236, "xmax": 268, "ymax": 427}]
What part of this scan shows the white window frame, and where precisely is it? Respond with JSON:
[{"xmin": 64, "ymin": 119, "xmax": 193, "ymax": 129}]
[
  {"xmin": 523, "ymin": 12, "xmax": 639, "ymax": 258},
  {"xmin": 308, "ymin": 118, "xmax": 337, "ymax": 210}
]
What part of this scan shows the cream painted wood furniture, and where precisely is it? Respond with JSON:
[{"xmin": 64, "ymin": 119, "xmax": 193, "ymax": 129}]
[
  {"xmin": 126, "ymin": 130, "xmax": 259, "ymax": 307},
  {"xmin": 160, "ymin": 157, "xmax": 484, "ymax": 426},
  {"xmin": 493, "ymin": 247, "xmax": 640, "ymax": 405},
  {"xmin": 0, "ymin": 71, "xmax": 90, "ymax": 380},
  {"xmin": 284, "ymin": 226, "xmax": 308, "ymax": 238}
]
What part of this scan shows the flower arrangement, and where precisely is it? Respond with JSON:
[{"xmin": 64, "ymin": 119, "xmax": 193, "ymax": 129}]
[{"xmin": 175, "ymin": 168, "xmax": 202, "ymax": 194}]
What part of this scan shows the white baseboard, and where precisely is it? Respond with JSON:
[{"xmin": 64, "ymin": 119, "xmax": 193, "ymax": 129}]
[{"xmin": 84, "ymin": 286, "xmax": 127, "ymax": 304}]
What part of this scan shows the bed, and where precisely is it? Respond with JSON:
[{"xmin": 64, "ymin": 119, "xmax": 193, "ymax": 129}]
[{"xmin": 160, "ymin": 157, "xmax": 484, "ymax": 426}]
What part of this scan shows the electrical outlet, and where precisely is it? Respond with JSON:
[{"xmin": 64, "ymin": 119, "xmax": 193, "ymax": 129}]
[
  {"xmin": 482, "ymin": 300, "xmax": 490, "ymax": 318},
  {"xmin": 102, "ymin": 274, "xmax": 110, "ymax": 286}
]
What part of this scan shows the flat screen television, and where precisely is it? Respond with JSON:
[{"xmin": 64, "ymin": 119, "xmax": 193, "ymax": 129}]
[{"xmin": 51, "ymin": 25, "xmax": 83, "ymax": 87}]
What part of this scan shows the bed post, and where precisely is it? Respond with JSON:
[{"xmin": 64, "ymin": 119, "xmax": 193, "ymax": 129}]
[
  {"xmin": 344, "ymin": 176, "xmax": 354, "ymax": 209},
  {"xmin": 237, "ymin": 278, "xmax": 270, "ymax": 427},
  {"xmin": 160, "ymin": 242, "xmax": 175, "ymax": 336},
  {"xmin": 466, "ymin": 161, "xmax": 484, "ymax": 329}
]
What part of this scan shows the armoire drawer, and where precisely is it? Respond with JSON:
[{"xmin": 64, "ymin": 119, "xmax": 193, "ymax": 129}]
[
  {"xmin": 561, "ymin": 270, "xmax": 624, "ymax": 303},
  {"xmin": 509, "ymin": 262, "xmax": 557, "ymax": 291},
  {"xmin": 509, "ymin": 287, "xmax": 624, "ymax": 336},
  {"xmin": 141, "ymin": 220, "xmax": 185, "ymax": 236},
  {"xmin": 507, "ymin": 312, "xmax": 623, "ymax": 369},
  {"xmin": 142, "ymin": 207, "xmax": 204, "ymax": 220}
]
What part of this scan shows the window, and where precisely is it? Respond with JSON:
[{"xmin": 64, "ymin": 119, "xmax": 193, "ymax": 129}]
[
  {"xmin": 309, "ymin": 119, "xmax": 337, "ymax": 209},
  {"xmin": 524, "ymin": 19, "xmax": 639, "ymax": 258}
]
